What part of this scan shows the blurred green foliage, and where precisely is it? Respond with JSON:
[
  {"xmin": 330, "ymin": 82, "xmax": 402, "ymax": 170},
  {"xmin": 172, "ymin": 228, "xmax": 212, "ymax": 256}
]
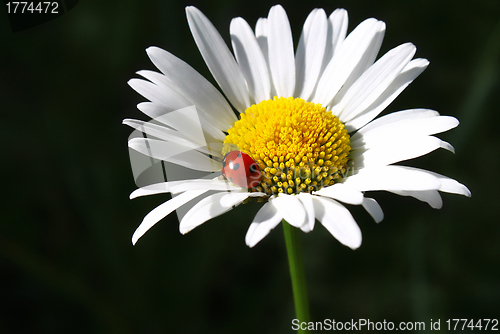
[{"xmin": 1, "ymin": 0, "xmax": 499, "ymax": 333}]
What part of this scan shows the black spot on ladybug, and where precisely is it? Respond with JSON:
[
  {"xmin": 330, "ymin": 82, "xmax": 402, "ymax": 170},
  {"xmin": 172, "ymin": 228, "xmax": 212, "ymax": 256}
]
[{"xmin": 221, "ymin": 151, "xmax": 260, "ymax": 189}]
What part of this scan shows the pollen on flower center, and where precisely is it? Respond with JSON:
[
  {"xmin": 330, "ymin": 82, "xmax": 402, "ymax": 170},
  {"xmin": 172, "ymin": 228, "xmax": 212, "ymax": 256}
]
[{"xmin": 222, "ymin": 97, "xmax": 351, "ymax": 196}]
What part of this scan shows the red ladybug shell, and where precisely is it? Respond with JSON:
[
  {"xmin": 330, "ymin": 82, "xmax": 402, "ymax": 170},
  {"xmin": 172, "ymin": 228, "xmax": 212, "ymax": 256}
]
[{"xmin": 222, "ymin": 151, "xmax": 261, "ymax": 189}]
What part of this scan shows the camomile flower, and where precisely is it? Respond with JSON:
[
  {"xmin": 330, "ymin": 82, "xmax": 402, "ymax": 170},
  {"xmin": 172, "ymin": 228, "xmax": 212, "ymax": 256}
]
[{"xmin": 124, "ymin": 5, "xmax": 470, "ymax": 249}]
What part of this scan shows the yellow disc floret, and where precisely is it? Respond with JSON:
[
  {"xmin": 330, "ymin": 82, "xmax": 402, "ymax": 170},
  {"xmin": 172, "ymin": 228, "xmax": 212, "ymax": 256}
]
[{"xmin": 223, "ymin": 97, "xmax": 350, "ymax": 196}]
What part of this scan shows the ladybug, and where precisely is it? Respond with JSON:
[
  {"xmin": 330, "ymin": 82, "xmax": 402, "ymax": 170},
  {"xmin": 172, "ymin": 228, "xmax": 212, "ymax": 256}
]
[{"xmin": 222, "ymin": 151, "xmax": 261, "ymax": 189}]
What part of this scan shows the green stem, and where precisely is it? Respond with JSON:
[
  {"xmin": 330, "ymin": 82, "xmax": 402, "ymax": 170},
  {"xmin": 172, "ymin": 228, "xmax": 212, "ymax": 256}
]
[{"xmin": 283, "ymin": 220, "xmax": 310, "ymax": 332}]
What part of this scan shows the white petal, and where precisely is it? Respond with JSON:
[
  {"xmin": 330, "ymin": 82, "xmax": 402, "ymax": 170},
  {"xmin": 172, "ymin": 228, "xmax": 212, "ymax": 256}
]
[
  {"xmin": 314, "ymin": 18, "xmax": 385, "ymax": 107},
  {"xmin": 247, "ymin": 191, "xmax": 268, "ymax": 198},
  {"xmin": 361, "ymin": 197, "xmax": 384, "ymax": 223},
  {"xmin": 142, "ymin": 105, "xmax": 205, "ymax": 146},
  {"xmin": 245, "ymin": 201, "xmax": 283, "ymax": 247},
  {"xmin": 318, "ymin": 9, "xmax": 348, "ymax": 96},
  {"xmin": 128, "ymin": 138, "xmax": 221, "ymax": 172},
  {"xmin": 327, "ymin": 21, "xmax": 385, "ymax": 107},
  {"xmin": 123, "ymin": 118, "xmax": 192, "ymax": 144},
  {"xmin": 351, "ymin": 136, "xmax": 454, "ymax": 168},
  {"xmin": 314, "ymin": 183, "xmax": 364, "ymax": 204},
  {"xmin": 294, "ymin": 8, "xmax": 328, "ymax": 100},
  {"xmin": 179, "ymin": 192, "xmax": 249, "ymax": 234},
  {"xmin": 345, "ymin": 58, "xmax": 429, "ymax": 130},
  {"xmin": 123, "ymin": 118, "xmax": 221, "ymax": 158},
  {"xmin": 134, "ymin": 72, "xmax": 226, "ymax": 143},
  {"xmin": 344, "ymin": 22, "xmax": 385, "ymax": 84},
  {"xmin": 297, "ymin": 193, "xmax": 315, "ymax": 232},
  {"xmin": 136, "ymin": 71, "xmax": 217, "ymax": 123},
  {"xmin": 186, "ymin": 6, "xmax": 250, "ymax": 112},
  {"xmin": 145, "ymin": 47, "xmax": 237, "ymax": 130},
  {"xmin": 343, "ymin": 165, "xmax": 442, "ymax": 192},
  {"xmin": 337, "ymin": 43, "xmax": 416, "ymax": 122},
  {"xmin": 130, "ymin": 180, "xmax": 187, "ymax": 199},
  {"xmin": 435, "ymin": 175, "xmax": 471, "ymax": 197},
  {"xmin": 136, "ymin": 102, "xmax": 168, "ymax": 119},
  {"xmin": 129, "ymin": 175, "xmax": 226, "ymax": 199},
  {"xmin": 136, "ymin": 102, "xmax": 226, "ymax": 143},
  {"xmin": 128, "ymin": 78, "xmax": 187, "ymax": 110},
  {"xmin": 255, "ymin": 19, "xmax": 269, "ymax": 60},
  {"xmin": 255, "ymin": 18, "xmax": 274, "ymax": 97},
  {"xmin": 271, "ymin": 194, "xmax": 306, "ymax": 228},
  {"xmin": 355, "ymin": 108, "xmax": 439, "ymax": 134},
  {"xmin": 326, "ymin": 8, "xmax": 348, "ymax": 62},
  {"xmin": 268, "ymin": 5, "xmax": 295, "ymax": 97},
  {"xmin": 230, "ymin": 17, "xmax": 271, "ymax": 103},
  {"xmin": 132, "ymin": 189, "xmax": 207, "ymax": 245},
  {"xmin": 351, "ymin": 115, "xmax": 459, "ymax": 149},
  {"xmin": 399, "ymin": 167, "xmax": 471, "ymax": 197},
  {"xmin": 390, "ymin": 190, "xmax": 443, "ymax": 209},
  {"xmin": 312, "ymin": 196, "xmax": 362, "ymax": 249},
  {"xmin": 169, "ymin": 179, "xmax": 242, "ymax": 194}
]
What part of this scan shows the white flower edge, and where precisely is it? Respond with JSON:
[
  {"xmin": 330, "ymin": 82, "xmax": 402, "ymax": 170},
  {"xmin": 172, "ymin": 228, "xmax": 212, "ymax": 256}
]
[{"xmin": 125, "ymin": 5, "xmax": 470, "ymax": 249}]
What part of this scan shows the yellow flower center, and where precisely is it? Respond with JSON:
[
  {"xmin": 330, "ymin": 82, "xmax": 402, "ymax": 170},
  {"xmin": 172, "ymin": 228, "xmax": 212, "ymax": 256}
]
[{"xmin": 223, "ymin": 97, "xmax": 351, "ymax": 196}]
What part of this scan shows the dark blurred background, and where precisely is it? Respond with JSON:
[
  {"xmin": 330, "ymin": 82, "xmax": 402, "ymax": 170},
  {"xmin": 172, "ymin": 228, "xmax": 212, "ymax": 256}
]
[{"xmin": 1, "ymin": 0, "xmax": 499, "ymax": 333}]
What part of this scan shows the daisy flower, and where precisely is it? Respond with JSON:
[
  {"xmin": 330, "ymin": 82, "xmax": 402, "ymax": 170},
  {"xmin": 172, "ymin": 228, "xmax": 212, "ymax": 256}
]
[{"xmin": 124, "ymin": 5, "xmax": 470, "ymax": 249}]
